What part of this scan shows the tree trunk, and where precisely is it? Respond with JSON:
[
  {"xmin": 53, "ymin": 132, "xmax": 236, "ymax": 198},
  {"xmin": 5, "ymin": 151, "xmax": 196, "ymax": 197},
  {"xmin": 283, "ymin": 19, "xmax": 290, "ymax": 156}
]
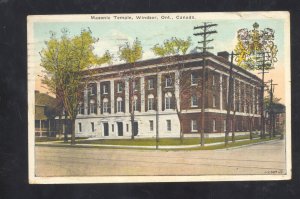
[
  {"xmin": 71, "ymin": 118, "xmax": 76, "ymax": 145},
  {"xmin": 63, "ymin": 115, "xmax": 68, "ymax": 143},
  {"xmin": 249, "ymin": 117, "xmax": 253, "ymax": 140},
  {"xmin": 232, "ymin": 111, "xmax": 236, "ymax": 143},
  {"xmin": 178, "ymin": 114, "xmax": 183, "ymax": 144},
  {"xmin": 58, "ymin": 114, "xmax": 62, "ymax": 139},
  {"xmin": 131, "ymin": 112, "xmax": 135, "ymax": 140}
]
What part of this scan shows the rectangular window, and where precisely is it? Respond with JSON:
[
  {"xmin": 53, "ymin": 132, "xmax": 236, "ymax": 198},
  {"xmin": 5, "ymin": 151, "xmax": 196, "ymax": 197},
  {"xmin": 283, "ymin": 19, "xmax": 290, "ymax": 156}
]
[
  {"xmin": 132, "ymin": 81, "xmax": 139, "ymax": 91},
  {"xmin": 165, "ymin": 76, "xmax": 172, "ymax": 87},
  {"xmin": 148, "ymin": 79, "xmax": 154, "ymax": 89},
  {"xmin": 103, "ymin": 101, "xmax": 108, "ymax": 113},
  {"xmin": 78, "ymin": 104, "xmax": 84, "ymax": 115},
  {"xmin": 191, "ymin": 120, "xmax": 197, "ymax": 132},
  {"xmin": 213, "ymin": 95, "xmax": 216, "ymax": 107},
  {"xmin": 117, "ymin": 101, "xmax": 122, "ymax": 112},
  {"xmin": 148, "ymin": 98, "xmax": 154, "ymax": 110},
  {"xmin": 191, "ymin": 95, "xmax": 198, "ymax": 107},
  {"xmin": 167, "ymin": 120, "xmax": 171, "ymax": 131},
  {"xmin": 103, "ymin": 85, "xmax": 108, "ymax": 94},
  {"xmin": 117, "ymin": 82, "xmax": 123, "ymax": 93},
  {"xmin": 213, "ymin": 119, "xmax": 216, "ymax": 132},
  {"xmin": 88, "ymin": 87, "xmax": 95, "ymax": 95},
  {"xmin": 165, "ymin": 97, "xmax": 171, "ymax": 109},
  {"xmin": 91, "ymin": 122, "xmax": 94, "ymax": 132},
  {"xmin": 212, "ymin": 75, "xmax": 215, "ymax": 86},
  {"xmin": 112, "ymin": 124, "xmax": 114, "ymax": 132},
  {"xmin": 223, "ymin": 119, "xmax": 226, "ymax": 132},
  {"xmin": 126, "ymin": 124, "xmax": 129, "ymax": 132},
  {"xmin": 78, "ymin": 123, "xmax": 82, "ymax": 132},
  {"xmin": 133, "ymin": 99, "xmax": 138, "ymax": 111},
  {"xmin": 149, "ymin": 120, "xmax": 154, "ymax": 131},
  {"xmin": 191, "ymin": 73, "xmax": 197, "ymax": 85},
  {"xmin": 90, "ymin": 103, "xmax": 96, "ymax": 114}
]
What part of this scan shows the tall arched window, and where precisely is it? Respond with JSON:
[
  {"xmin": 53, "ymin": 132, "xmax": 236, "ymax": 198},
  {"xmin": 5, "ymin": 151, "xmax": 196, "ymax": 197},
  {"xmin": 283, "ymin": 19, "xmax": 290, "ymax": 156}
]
[
  {"xmin": 148, "ymin": 94, "xmax": 154, "ymax": 111},
  {"xmin": 165, "ymin": 92, "xmax": 172, "ymax": 110},
  {"xmin": 103, "ymin": 98, "xmax": 109, "ymax": 113},
  {"xmin": 89, "ymin": 99, "xmax": 96, "ymax": 114},
  {"xmin": 117, "ymin": 97, "xmax": 123, "ymax": 112},
  {"xmin": 78, "ymin": 102, "xmax": 84, "ymax": 115}
]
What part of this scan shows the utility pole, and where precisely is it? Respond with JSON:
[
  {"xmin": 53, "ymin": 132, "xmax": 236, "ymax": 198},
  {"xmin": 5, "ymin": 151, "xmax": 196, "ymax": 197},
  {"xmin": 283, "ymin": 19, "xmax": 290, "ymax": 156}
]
[
  {"xmin": 156, "ymin": 66, "xmax": 159, "ymax": 150},
  {"xmin": 194, "ymin": 22, "xmax": 217, "ymax": 146},
  {"xmin": 268, "ymin": 79, "xmax": 273, "ymax": 139},
  {"xmin": 257, "ymin": 52, "xmax": 269, "ymax": 139},
  {"xmin": 225, "ymin": 51, "xmax": 239, "ymax": 146},
  {"xmin": 268, "ymin": 79, "xmax": 277, "ymax": 138}
]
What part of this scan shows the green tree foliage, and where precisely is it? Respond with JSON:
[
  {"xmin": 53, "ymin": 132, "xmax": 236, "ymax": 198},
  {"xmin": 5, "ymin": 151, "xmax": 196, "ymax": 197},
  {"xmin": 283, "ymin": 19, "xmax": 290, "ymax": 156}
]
[
  {"xmin": 264, "ymin": 96, "xmax": 281, "ymax": 111},
  {"xmin": 40, "ymin": 28, "xmax": 112, "ymax": 144},
  {"xmin": 152, "ymin": 37, "xmax": 192, "ymax": 56},
  {"xmin": 119, "ymin": 38, "xmax": 143, "ymax": 63}
]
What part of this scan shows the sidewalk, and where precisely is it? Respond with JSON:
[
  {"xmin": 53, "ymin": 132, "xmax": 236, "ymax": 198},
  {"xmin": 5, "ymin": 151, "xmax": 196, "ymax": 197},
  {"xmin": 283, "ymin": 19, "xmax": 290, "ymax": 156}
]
[{"xmin": 35, "ymin": 137, "xmax": 278, "ymax": 150}]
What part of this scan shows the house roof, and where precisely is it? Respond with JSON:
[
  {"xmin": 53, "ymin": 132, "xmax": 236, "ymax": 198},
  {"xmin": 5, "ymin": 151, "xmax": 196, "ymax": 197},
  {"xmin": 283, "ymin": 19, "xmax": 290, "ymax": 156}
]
[
  {"xmin": 35, "ymin": 105, "xmax": 48, "ymax": 120},
  {"xmin": 35, "ymin": 91, "xmax": 59, "ymax": 120}
]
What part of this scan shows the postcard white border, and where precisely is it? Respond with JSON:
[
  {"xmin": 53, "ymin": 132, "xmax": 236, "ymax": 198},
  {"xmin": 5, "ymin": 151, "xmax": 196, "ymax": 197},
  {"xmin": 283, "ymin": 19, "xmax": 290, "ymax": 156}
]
[{"xmin": 28, "ymin": 11, "xmax": 291, "ymax": 184}]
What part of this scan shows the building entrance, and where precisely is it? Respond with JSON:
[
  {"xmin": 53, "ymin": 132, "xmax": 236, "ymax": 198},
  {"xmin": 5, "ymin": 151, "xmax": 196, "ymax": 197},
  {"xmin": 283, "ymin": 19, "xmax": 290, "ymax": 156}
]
[
  {"xmin": 103, "ymin": 123, "xmax": 109, "ymax": 136},
  {"xmin": 133, "ymin": 122, "xmax": 138, "ymax": 136},
  {"xmin": 117, "ymin": 122, "xmax": 123, "ymax": 136}
]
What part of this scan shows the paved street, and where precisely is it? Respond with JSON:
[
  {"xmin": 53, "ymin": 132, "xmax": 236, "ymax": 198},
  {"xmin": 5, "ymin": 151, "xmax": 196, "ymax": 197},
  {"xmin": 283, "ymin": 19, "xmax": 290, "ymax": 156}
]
[{"xmin": 35, "ymin": 140, "xmax": 286, "ymax": 176}]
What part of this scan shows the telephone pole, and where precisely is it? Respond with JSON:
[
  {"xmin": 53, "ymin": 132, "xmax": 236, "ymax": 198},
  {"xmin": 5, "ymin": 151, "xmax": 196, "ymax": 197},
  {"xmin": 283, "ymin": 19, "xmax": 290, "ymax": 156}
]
[
  {"xmin": 257, "ymin": 52, "xmax": 269, "ymax": 139},
  {"xmin": 225, "ymin": 51, "xmax": 239, "ymax": 146},
  {"xmin": 194, "ymin": 22, "xmax": 217, "ymax": 146},
  {"xmin": 268, "ymin": 79, "xmax": 277, "ymax": 138}
]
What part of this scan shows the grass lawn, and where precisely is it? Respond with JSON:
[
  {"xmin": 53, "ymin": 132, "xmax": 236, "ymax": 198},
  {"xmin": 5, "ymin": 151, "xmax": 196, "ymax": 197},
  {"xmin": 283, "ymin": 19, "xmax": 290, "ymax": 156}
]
[
  {"xmin": 36, "ymin": 137, "xmax": 279, "ymax": 151},
  {"xmin": 35, "ymin": 137, "xmax": 89, "ymax": 142},
  {"xmin": 75, "ymin": 134, "xmax": 260, "ymax": 146}
]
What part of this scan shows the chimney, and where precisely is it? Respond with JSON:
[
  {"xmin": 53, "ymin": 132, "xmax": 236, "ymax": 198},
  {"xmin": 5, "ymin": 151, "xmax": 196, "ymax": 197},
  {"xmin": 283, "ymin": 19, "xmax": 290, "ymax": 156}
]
[{"xmin": 217, "ymin": 51, "xmax": 230, "ymax": 61}]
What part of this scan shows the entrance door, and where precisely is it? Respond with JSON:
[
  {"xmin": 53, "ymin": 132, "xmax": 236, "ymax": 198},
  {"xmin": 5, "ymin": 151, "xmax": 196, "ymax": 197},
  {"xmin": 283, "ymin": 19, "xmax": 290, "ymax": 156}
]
[
  {"xmin": 117, "ymin": 122, "xmax": 123, "ymax": 136},
  {"xmin": 103, "ymin": 123, "xmax": 109, "ymax": 136},
  {"xmin": 133, "ymin": 122, "xmax": 138, "ymax": 136}
]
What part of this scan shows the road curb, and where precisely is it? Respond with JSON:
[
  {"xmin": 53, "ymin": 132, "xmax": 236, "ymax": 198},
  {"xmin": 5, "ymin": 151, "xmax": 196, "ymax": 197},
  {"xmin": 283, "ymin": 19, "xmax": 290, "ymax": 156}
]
[{"xmin": 218, "ymin": 138, "xmax": 281, "ymax": 151}]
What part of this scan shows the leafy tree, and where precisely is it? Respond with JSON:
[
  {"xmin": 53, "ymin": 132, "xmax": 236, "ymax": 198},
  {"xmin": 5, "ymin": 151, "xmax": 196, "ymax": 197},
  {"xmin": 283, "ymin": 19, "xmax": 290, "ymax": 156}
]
[
  {"xmin": 152, "ymin": 37, "xmax": 192, "ymax": 143},
  {"xmin": 118, "ymin": 38, "xmax": 143, "ymax": 139},
  {"xmin": 40, "ymin": 28, "xmax": 112, "ymax": 145}
]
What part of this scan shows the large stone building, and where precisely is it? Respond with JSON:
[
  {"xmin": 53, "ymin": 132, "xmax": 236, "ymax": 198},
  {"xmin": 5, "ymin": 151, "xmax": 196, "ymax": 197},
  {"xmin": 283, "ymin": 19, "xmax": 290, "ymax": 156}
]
[{"xmin": 75, "ymin": 51, "xmax": 262, "ymax": 138}]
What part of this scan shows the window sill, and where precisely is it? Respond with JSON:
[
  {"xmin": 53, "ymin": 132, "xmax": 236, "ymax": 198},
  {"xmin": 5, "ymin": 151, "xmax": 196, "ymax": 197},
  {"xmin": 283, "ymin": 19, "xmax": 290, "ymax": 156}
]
[
  {"xmin": 165, "ymin": 86, "xmax": 173, "ymax": 89},
  {"xmin": 191, "ymin": 83, "xmax": 198, "ymax": 86}
]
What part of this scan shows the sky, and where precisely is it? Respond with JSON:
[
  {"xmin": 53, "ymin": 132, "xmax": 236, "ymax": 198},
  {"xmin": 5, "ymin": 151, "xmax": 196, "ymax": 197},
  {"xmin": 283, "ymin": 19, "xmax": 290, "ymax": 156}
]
[{"xmin": 31, "ymin": 14, "xmax": 288, "ymax": 103}]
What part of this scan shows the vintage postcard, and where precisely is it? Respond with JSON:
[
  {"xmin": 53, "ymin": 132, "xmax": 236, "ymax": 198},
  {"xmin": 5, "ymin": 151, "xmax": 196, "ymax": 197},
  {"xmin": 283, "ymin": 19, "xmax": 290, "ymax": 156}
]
[{"xmin": 28, "ymin": 12, "xmax": 291, "ymax": 183}]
